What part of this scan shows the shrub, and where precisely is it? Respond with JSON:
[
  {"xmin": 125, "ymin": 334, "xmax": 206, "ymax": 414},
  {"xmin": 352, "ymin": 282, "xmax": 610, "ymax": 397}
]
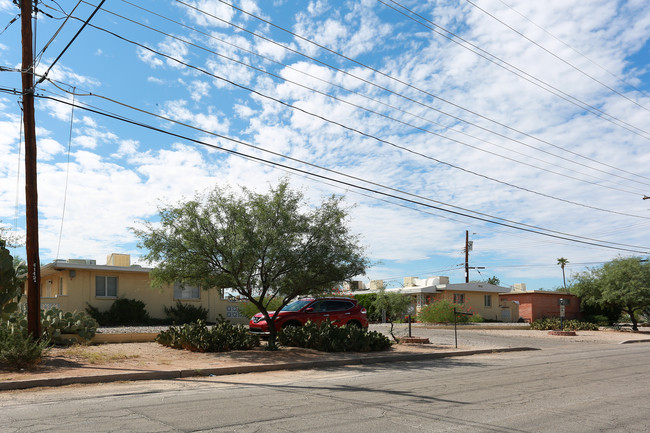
[
  {"xmin": 530, "ymin": 318, "xmax": 599, "ymax": 331},
  {"xmin": 278, "ymin": 321, "xmax": 392, "ymax": 352},
  {"xmin": 581, "ymin": 314, "xmax": 611, "ymax": 326},
  {"xmin": 86, "ymin": 298, "xmax": 150, "ymax": 326},
  {"xmin": 156, "ymin": 318, "xmax": 259, "ymax": 352},
  {"xmin": 0, "ymin": 322, "xmax": 50, "ymax": 370},
  {"xmin": 353, "ymin": 293, "xmax": 380, "ymax": 322},
  {"xmin": 164, "ymin": 301, "xmax": 208, "ymax": 325},
  {"xmin": 418, "ymin": 299, "xmax": 477, "ymax": 323}
]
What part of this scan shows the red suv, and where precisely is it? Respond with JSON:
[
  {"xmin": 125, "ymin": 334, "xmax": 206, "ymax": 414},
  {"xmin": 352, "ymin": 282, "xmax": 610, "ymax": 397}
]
[{"xmin": 249, "ymin": 297, "xmax": 368, "ymax": 335}]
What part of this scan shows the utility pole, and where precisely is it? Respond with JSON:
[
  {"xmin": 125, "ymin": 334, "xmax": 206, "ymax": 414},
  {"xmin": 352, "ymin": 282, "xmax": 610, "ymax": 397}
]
[
  {"xmin": 465, "ymin": 230, "xmax": 469, "ymax": 283},
  {"xmin": 21, "ymin": 0, "xmax": 41, "ymax": 339},
  {"xmin": 464, "ymin": 230, "xmax": 484, "ymax": 283}
]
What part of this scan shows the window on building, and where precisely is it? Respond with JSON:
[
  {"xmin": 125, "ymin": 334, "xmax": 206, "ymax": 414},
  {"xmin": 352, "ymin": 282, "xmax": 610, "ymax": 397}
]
[
  {"xmin": 58, "ymin": 277, "xmax": 64, "ymax": 296},
  {"xmin": 96, "ymin": 276, "xmax": 118, "ymax": 297},
  {"xmin": 453, "ymin": 293, "xmax": 465, "ymax": 304},
  {"xmin": 484, "ymin": 295, "xmax": 492, "ymax": 307},
  {"xmin": 220, "ymin": 288, "xmax": 241, "ymax": 300},
  {"xmin": 173, "ymin": 282, "xmax": 200, "ymax": 300}
]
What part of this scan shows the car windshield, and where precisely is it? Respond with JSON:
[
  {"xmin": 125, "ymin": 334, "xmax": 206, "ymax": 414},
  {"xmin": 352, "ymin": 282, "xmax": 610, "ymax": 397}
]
[{"xmin": 280, "ymin": 299, "xmax": 313, "ymax": 312}]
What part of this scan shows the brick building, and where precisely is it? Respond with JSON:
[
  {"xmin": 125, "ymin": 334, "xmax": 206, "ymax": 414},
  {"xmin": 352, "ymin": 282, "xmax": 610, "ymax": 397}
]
[{"xmin": 499, "ymin": 291, "xmax": 580, "ymax": 323}]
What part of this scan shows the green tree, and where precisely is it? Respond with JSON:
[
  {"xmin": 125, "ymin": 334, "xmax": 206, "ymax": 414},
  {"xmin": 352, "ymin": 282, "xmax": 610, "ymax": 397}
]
[
  {"xmin": 486, "ymin": 276, "xmax": 500, "ymax": 286},
  {"xmin": 134, "ymin": 180, "xmax": 369, "ymax": 348},
  {"xmin": 557, "ymin": 257, "xmax": 569, "ymax": 289},
  {"xmin": 570, "ymin": 257, "xmax": 650, "ymax": 331},
  {"xmin": 371, "ymin": 286, "xmax": 412, "ymax": 341}
]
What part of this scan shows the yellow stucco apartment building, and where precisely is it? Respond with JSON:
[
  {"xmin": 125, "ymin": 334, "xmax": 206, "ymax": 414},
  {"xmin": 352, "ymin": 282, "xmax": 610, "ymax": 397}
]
[{"xmin": 36, "ymin": 253, "xmax": 248, "ymax": 324}]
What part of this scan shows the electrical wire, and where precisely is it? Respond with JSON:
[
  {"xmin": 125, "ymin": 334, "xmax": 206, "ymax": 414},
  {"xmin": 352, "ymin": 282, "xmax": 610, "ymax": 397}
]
[
  {"xmin": 0, "ymin": 14, "xmax": 19, "ymax": 38},
  {"xmin": 29, "ymin": 91, "xmax": 650, "ymax": 254},
  {"xmin": 495, "ymin": 0, "xmax": 650, "ymax": 100},
  {"xmin": 57, "ymin": 21, "xmax": 650, "ymax": 220},
  {"xmin": 55, "ymin": 86, "xmax": 75, "ymax": 261},
  {"xmin": 463, "ymin": 0, "xmax": 649, "ymax": 113},
  {"xmin": 379, "ymin": 0, "xmax": 650, "ymax": 140},
  {"xmin": 93, "ymin": 2, "xmax": 650, "ymax": 195},
  {"xmin": 14, "ymin": 100, "xmax": 24, "ymax": 232},
  {"xmin": 33, "ymin": 0, "xmax": 83, "ymax": 68},
  {"xmin": 34, "ymin": 0, "xmax": 105, "ymax": 87},
  {"xmin": 169, "ymin": 0, "xmax": 650, "ymax": 183}
]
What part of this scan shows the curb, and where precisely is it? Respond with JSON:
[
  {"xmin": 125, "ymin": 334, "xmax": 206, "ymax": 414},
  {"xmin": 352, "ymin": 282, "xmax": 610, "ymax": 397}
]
[
  {"xmin": 620, "ymin": 339, "xmax": 650, "ymax": 344},
  {"xmin": 0, "ymin": 346, "xmax": 538, "ymax": 391}
]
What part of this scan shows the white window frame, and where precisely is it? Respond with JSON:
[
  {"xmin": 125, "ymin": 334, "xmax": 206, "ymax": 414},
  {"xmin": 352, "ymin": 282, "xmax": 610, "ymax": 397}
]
[
  {"xmin": 173, "ymin": 282, "xmax": 200, "ymax": 300},
  {"xmin": 95, "ymin": 276, "xmax": 118, "ymax": 298}
]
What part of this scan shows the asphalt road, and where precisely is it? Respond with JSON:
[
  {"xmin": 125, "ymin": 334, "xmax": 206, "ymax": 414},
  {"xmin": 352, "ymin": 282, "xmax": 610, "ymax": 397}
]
[{"xmin": 1, "ymin": 338, "xmax": 648, "ymax": 432}]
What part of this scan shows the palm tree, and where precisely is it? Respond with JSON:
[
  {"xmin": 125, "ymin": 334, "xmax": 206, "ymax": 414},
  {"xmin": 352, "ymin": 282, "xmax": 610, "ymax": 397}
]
[{"xmin": 557, "ymin": 257, "xmax": 569, "ymax": 289}]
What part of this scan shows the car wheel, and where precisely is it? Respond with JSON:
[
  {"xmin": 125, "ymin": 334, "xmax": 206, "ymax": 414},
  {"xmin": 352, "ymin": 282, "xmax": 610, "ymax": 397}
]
[
  {"xmin": 346, "ymin": 320, "xmax": 362, "ymax": 328},
  {"xmin": 282, "ymin": 321, "xmax": 301, "ymax": 329}
]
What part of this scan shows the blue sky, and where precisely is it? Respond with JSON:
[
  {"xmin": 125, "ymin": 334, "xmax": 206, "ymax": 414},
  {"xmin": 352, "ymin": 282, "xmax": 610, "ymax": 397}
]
[{"xmin": 1, "ymin": 0, "xmax": 649, "ymax": 291}]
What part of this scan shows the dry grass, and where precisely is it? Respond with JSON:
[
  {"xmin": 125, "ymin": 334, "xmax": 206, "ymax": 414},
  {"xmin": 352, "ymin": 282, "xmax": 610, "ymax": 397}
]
[{"xmin": 61, "ymin": 346, "xmax": 141, "ymax": 364}]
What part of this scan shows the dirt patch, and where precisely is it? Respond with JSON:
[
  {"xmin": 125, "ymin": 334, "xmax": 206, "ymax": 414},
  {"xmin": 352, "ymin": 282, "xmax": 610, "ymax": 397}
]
[{"xmin": 0, "ymin": 341, "xmax": 457, "ymax": 384}]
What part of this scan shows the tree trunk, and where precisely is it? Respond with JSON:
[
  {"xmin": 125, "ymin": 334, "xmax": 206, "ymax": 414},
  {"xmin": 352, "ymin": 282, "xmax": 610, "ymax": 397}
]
[
  {"xmin": 267, "ymin": 319, "xmax": 279, "ymax": 350},
  {"xmin": 628, "ymin": 310, "xmax": 639, "ymax": 331},
  {"xmin": 389, "ymin": 321, "xmax": 398, "ymax": 342}
]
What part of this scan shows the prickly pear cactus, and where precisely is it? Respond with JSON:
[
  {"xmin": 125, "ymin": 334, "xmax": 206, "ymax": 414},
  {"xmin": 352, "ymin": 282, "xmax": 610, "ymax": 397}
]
[
  {"xmin": 41, "ymin": 307, "xmax": 99, "ymax": 345},
  {"xmin": 0, "ymin": 240, "xmax": 24, "ymax": 322}
]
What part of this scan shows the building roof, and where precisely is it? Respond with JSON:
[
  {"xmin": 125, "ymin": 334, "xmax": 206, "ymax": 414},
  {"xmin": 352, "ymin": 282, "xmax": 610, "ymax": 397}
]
[
  {"xmin": 500, "ymin": 291, "xmax": 575, "ymax": 296},
  {"xmin": 351, "ymin": 281, "xmax": 511, "ymax": 296},
  {"xmin": 40, "ymin": 261, "xmax": 152, "ymax": 277}
]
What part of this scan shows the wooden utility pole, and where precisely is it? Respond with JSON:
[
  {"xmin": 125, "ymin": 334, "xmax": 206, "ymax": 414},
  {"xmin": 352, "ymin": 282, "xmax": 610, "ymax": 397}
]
[
  {"xmin": 465, "ymin": 230, "xmax": 469, "ymax": 283},
  {"xmin": 21, "ymin": 0, "xmax": 41, "ymax": 339}
]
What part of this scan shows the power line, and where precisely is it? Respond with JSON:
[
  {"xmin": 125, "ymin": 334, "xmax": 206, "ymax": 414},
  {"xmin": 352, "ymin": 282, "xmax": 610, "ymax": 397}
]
[
  {"xmin": 462, "ymin": 0, "xmax": 650, "ymax": 113},
  {"xmin": 55, "ymin": 86, "xmax": 75, "ymax": 261},
  {"xmin": 170, "ymin": 0, "xmax": 650, "ymax": 183},
  {"xmin": 33, "ymin": 0, "xmax": 83, "ymax": 68},
  {"xmin": 379, "ymin": 0, "xmax": 650, "ymax": 140},
  {"xmin": 59, "ymin": 20, "xmax": 650, "ymax": 220},
  {"xmin": 494, "ymin": 0, "xmax": 650, "ymax": 100},
  {"xmin": 94, "ymin": 1, "xmax": 650, "ymax": 195},
  {"xmin": 29, "ymin": 91, "xmax": 650, "ymax": 254},
  {"xmin": 34, "ymin": 0, "xmax": 105, "ymax": 88}
]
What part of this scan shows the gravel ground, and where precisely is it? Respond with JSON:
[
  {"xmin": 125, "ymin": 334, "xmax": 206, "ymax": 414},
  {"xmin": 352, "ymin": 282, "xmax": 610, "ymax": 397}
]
[
  {"xmin": 96, "ymin": 325, "xmax": 172, "ymax": 334},
  {"xmin": 95, "ymin": 323, "xmax": 650, "ymax": 351}
]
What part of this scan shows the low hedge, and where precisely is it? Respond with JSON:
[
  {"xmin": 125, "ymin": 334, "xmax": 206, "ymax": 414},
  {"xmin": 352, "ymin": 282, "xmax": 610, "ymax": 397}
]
[{"xmin": 530, "ymin": 318, "xmax": 599, "ymax": 331}]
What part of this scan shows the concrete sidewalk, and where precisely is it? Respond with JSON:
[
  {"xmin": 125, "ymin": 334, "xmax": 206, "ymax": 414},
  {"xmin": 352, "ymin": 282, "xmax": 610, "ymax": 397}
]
[{"xmin": 0, "ymin": 346, "xmax": 538, "ymax": 391}]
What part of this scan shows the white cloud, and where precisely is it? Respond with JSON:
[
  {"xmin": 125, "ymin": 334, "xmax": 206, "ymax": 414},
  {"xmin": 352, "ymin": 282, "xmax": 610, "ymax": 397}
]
[
  {"xmin": 188, "ymin": 80, "xmax": 210, "ymax": 101},
  {"xmin": 180, "ymin": 0, "xmax": 235, "ymax": 28},
  {"xmin": 37, "ymin": 138, "xmax": 64, "ymax": 161},
  {"xmin": 147, "ymin": 76, "xmax": 166, "ymax": 84},
  {"xmin": 159, "ymin": 36, "xmax": 189, "ymax": 68},
  {"xmin": 0, "ymin": 0, "xmax": 14, "ymax": 12},
  {"xmin": 137, "ymin": 46, "xmax": 164, "ymax": 68}
]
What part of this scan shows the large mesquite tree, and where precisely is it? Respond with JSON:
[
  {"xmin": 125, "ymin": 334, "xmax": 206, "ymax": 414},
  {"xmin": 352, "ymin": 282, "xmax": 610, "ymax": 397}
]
[
  {"xmin": 134, "ymin": 180, "xmax": 369, "ymax": 347},
  {"xmin": 571, "ymin": 257, "xmax": 650, "ymax": 331}
]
